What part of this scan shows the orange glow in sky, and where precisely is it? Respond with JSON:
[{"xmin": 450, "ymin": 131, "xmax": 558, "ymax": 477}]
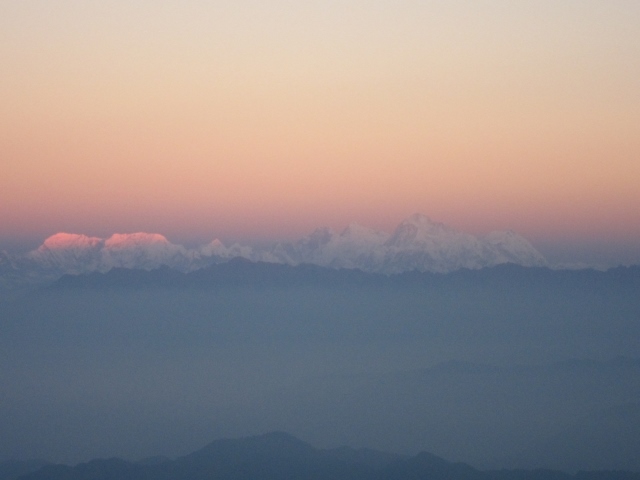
[{"xmin": 1, "ymin": 1, "xmax": 639, "ymax": 263}]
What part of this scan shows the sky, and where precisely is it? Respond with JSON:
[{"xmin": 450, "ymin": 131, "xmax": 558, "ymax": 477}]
[{"xmin": 1, "ymin": 1, "xmax": 639, "ymax": 265}]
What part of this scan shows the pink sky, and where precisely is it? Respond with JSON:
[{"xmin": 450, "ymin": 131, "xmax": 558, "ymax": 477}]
[{"xmin": 1, "ymin": 1, "xmax": 639, "ymax": 265}]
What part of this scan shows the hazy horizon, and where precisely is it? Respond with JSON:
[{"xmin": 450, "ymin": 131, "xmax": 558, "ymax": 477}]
[
  {"xmin": 2, "ymin": 263, "xmax": 640, "ymax": 468},
  {"xmin": 1, "ymin": 217, "xmax": 639, "ymax": 269},
  {"xmin": 2, "ymin": 1, "xmax": 639, "ymax": 265},
  {"xmin": 2, "ymin": 1, "xmax": 639, "ymax": 474}
]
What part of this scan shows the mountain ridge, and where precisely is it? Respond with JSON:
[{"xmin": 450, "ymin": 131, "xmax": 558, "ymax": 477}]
[
  {"xmin": 12, "ymin": 432, "xmax": 640, "ymax": 480},
  {"xmin": 47, "ymin": 260, "xmax": 640, "ymax": 291},
  {"xmin": 2, "ymin": 214, "xmax": 548, "ymax": 287}
]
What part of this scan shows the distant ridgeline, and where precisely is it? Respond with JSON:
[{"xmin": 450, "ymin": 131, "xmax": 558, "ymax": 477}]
[
  {"xmin": 0, "ymin": 214, "xmax": 553, "ymax": 289},
  {"xmin": 6, "ymin": 432, "xmax": 640, "ymax": 480},
  {"xmin": 47, "ymin": 258, "xmax": 640, "ymax": 291}
]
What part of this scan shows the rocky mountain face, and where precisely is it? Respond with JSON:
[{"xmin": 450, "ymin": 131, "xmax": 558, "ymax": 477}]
[{"xmin": 4, "ymin": 214, "xmax": 547, "ymax": 285}]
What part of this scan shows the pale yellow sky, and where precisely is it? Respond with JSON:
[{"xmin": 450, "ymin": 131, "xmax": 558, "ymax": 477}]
[{"xmin": 1, "ymin": 1, "xmax": 639, "ymax": 262}]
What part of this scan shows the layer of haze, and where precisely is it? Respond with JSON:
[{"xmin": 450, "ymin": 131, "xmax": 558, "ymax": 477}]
[
  {"xmin": 2, "ymin": 266, "xmax": 640, "ymax": 468},
  {"xmin": 1, "ymin": 1, "xmax": 639, "ymax": 264}
]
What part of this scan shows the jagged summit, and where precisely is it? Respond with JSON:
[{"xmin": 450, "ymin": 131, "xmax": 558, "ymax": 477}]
[
  {"xmin": 386, "ymin": 213, "xmax": 459, "ymax": 250},
  {"xmin": 341, "ymin": 222, "xmax": 377, "ymax": 237},
  {"xmin": 396, "ymin": 213, "xmax": 451, "ymax": 232},
  {"xmin": 483, "ymin": 230, "xmax": 547, "ymax": 266},
  {"xmin": 341, "ymin": 223, "xmax": 389, "ymax": 244},
  {"xmin": 399, "ymin": 212, "xmax": 440, "ymax": 227},
  {"xmin": 302, "ymin": 227, "xmax": 336, "ymax": 248},
  {"xmin": 12, "ymin": 214, "xmax": 548, "ymax": 281}
]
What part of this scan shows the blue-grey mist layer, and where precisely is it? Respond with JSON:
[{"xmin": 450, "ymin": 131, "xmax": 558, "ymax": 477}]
[{"xmin": 1, "ymin": 262, "xmax": 639, "ymax": 472}]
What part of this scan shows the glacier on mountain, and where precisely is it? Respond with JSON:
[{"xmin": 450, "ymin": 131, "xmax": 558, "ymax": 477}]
[
  {"xmin": 262, "ymin": 214, "xmax": 546, "ymax": 274},
  {"xmin": 25, "ymin": 233, "xmax": 104, "ymax": 274},
  {"xmin": 13, "ymin": 214, "xmax": 547, "ymax": 281},
  {"xmin": 101, "ymin": 233, "xmax": 191, "ymax": 271}
]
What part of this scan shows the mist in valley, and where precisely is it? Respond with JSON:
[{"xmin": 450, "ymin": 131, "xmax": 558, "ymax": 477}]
[{"xmin": 1, "ymin": 263, "xmax": 639, "ymax": 472}]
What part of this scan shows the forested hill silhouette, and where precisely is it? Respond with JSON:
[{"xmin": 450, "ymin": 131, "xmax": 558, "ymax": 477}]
[{"xmin": 13, "ymin": 432, "xmax": 640, "ymax": 480}]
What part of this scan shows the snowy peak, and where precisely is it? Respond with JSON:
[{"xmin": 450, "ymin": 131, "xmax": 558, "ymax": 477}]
[
  {"xmin": 262, "ymin": 214, "xmax": 543, "ymax": 273},
  {"xmin": 386, "ymin": 214, "xmax": 455, "ymax": 249},
  {"xmin": 26, "ymin": 233, "xmax": 105, "ymax": 275},
  {"xmin": 340, "ymin": 223, "xmax": 389, "ymax": 245},
  {"xmin": 195, "ymin": 239, "xmax": 256, "ymax": 267},
  {"xmin": 398, "ymin": 213, "xmax": 449, "ymax": 232},
  {"xmin": 101, "ymin": 233, "xmax": 189, "ymax": 270},
  {"xmin": 400, "ymin": 213, "xmax": 439, "ymax": 228},
  {"xmin": 484, "ymin": 229, "xmax": 528, "ymax": 246},
  {"xmin": 15, "ymin": 215, "xmax": 548, "ymax": 281},
  {"xmin": 267, "ymin": 224, "xmax": 390, "ymax": 270},
  {"xmin": 483, "ymin": 230, "xmax": 547, "ymax": 266},
  {"xmin": 300, "ymin": 227, "xmax": 336, "ymax": 249},
  {"xmin": 377, "ymin": 214, "xmax": 547, "ymax": 272},
  {"xmin": 104, "ymin": 233, "xmax": 171, "ymax": 249},
  {"xmin": 26, "ymin": 232, "xmax": 192, "ymax": 275},
  {"xmin": 197, "ymin": 238, "xmax": 227, "ymax": 257},
  {"xmin": 40, "ymin": 233, "xmax": 103, "ymax": 251}
]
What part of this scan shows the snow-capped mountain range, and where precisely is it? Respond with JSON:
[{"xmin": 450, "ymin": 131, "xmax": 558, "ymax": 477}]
[{"xmin": 2, "ymin": 214, "xmax": 547, "ymax": 283}]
